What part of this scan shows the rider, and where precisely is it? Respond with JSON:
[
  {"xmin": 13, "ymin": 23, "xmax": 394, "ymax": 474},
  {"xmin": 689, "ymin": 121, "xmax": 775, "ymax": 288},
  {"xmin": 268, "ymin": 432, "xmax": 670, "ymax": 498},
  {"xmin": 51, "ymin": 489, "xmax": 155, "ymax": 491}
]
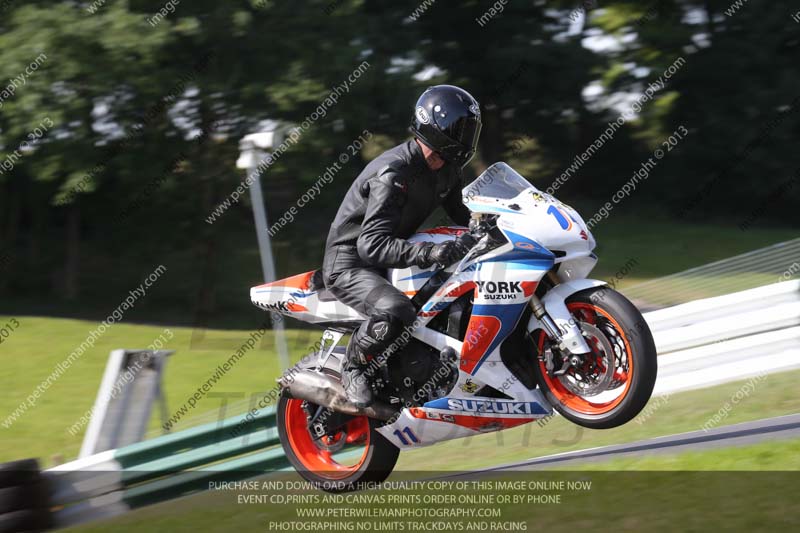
[{"xmin": 322, "ymin": 85, "xmax": 482, "ymax": 407}]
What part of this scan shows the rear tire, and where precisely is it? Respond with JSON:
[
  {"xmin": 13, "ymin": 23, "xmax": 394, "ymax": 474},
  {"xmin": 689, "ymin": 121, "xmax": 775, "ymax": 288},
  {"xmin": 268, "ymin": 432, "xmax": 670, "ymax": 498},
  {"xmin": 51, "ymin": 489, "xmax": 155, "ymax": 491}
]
[
  {"xmin": 0, "ymin": 482, "xmax": 48, "ymax": 514},
  {"xmin": 0, "ymin": 460, "xmax": 39, "ymax": 489},
  {"xmin": 277, "ymin": 369, "xmax": 399, "ymax": 493},
  {"xmin": 0, "ymin": 508, "xmax": 52, "ymax": 533},
  {"xmin": 533, "ymin": 287, "xmax": 657, "ymax": 429},
  {"xmin": 0, "ymin": 459, "xmax": 51, "ymax": 533}
]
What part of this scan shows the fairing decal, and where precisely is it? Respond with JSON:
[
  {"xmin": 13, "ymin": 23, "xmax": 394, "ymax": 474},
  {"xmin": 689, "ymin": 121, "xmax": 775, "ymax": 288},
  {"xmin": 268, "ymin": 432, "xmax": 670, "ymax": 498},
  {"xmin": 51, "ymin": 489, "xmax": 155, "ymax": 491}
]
[
  {"xmin": 458, "ymin": 249, "xmax": 547, "ymax": 374},
  {"xmin": 250, "ymin": 270, "xmax": 363, "ymax": 323},
  {"xmin": 417, "ymin": 227, "xmax": 468, "ymax": 236},
  {"xmin": 422, "ymin": 398, "xmax": 550, "ymax": 416},
  {"xmin": 409, "ymin": 409, "xmax": 535, "ymax": 432},
  {"xmin": 400, "ymin": 271, "xmax": 436, "ymax": 282},
  {"xmin": 252, "ymin": 271, "xmax": 315, "ymax": 292},
  {"xmin": 460, "ymin": 303, "xmax": 526, "ymax": 374},
  {"xmin": 417, "ymin": 279, "xmax": 475, "ymax": 319},
  {"xmin": 499, "ymin": 229, "xmax": 555, "ymax": 260}
]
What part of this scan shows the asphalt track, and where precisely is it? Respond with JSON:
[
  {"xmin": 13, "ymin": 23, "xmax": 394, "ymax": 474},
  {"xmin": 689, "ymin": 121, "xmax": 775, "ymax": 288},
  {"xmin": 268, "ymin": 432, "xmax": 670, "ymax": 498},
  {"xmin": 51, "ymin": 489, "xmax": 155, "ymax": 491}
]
[{"xmin": 453, "ymin": 413, "xmax": 800, "ymax": 472}]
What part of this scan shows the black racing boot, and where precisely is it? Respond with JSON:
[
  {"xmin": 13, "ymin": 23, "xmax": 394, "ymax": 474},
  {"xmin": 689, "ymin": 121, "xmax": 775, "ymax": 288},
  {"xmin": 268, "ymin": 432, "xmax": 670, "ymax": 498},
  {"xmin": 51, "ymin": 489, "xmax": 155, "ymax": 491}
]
[{"xmin": 342, "ymin": 340, "xmax": 374, "ymax": 408}]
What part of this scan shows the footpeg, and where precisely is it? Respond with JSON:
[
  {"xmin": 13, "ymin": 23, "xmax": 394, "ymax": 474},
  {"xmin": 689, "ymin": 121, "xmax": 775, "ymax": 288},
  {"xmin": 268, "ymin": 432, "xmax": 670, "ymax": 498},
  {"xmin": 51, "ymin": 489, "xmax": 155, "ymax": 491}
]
[{"xmin": 439, "ymin": 347, "xmax": 458, "ymax": 365}]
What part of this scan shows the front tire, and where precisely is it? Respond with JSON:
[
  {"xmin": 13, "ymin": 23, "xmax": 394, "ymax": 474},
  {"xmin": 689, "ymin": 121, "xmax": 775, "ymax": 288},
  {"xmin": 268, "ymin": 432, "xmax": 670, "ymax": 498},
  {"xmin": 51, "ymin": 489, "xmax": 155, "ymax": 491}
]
[
  {"xmin": 532, "ymin": 287, "xmax": 657, "ymax": 429},
  {"xmin": 276, "ymin": 369, "xmax": 399, "ymax": 492}
]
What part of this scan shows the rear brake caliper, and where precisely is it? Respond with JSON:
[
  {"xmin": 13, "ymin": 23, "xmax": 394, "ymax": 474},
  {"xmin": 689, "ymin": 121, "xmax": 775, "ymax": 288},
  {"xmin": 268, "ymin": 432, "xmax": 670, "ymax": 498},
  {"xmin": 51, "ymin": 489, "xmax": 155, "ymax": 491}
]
[{"xmin": 302, "ymin": 401, "xmax": 350, "ymax": 451}]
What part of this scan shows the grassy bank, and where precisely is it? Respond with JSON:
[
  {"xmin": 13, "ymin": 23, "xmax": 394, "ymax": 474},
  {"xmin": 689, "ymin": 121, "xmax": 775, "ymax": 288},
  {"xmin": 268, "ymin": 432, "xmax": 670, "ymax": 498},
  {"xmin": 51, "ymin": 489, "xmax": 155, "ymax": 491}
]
[
  {"xmin": 558, "ymin": 437, "xmax": 800, "ymax": 470},
  {"xmin": 0, "ymin": 316, "xmax": 316, "ymax": 464}
]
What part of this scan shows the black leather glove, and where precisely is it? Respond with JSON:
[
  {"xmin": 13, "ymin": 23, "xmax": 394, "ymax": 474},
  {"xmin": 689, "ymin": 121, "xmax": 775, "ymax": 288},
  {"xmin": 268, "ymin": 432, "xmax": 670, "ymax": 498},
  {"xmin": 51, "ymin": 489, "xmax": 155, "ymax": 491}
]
[
  {"xmin": 416, "ymin": 238, "xmax": 473, "ymax": 269},
  {"xmin": 455, "ymin": 231, "xmax": 478, "ymax": 253}
]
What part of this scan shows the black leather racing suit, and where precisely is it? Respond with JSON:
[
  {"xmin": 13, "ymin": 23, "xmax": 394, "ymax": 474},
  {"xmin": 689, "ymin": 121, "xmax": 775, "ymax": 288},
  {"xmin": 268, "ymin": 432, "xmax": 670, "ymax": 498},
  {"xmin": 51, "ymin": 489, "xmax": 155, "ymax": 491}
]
[{"xmin": 322, "ymin": 139, "xmax": 470, "ymax": 360}]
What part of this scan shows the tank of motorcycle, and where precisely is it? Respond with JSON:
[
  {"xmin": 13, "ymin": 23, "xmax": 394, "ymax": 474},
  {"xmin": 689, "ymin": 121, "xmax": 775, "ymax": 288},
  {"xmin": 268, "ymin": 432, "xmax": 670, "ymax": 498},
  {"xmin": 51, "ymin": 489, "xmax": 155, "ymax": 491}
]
[
  {"xmin": 388, "ymin": 227, "xmax": 467, "ymax": 298},
  {"xmin": 462, "ymin": 162, "xmax": 597, "ymax": 266}
]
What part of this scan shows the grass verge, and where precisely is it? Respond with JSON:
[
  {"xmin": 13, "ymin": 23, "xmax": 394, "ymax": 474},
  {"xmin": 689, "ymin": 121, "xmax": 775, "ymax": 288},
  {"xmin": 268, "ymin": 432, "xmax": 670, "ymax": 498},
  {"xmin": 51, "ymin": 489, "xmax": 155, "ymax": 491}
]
[
  {"xmin": 557, "ymin": 436, "xmax": 800, "ymax": 470},
  {"xmin": 0, "ymin": 316, "xmax": 318, "ymax": 464}
]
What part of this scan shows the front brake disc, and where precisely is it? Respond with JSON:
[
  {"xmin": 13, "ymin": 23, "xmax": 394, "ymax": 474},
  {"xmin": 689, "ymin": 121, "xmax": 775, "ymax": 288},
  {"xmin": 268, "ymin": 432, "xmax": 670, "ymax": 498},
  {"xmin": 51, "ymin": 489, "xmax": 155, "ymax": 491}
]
[{"xmin": 557, "ymin": 321, "xmax": 616, "ymax": 397}]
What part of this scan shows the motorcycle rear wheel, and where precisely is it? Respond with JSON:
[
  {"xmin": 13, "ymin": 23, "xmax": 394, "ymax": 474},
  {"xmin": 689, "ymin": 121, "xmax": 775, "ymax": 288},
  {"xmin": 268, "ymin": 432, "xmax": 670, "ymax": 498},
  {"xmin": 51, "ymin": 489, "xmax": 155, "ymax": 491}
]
[
  {"xmin": 277, "ymin": 368, "xmax": 399, "ymax": 492},
  {"xmin": 532, "ymin": 287, "xmax": 657, "ymax": 429}
]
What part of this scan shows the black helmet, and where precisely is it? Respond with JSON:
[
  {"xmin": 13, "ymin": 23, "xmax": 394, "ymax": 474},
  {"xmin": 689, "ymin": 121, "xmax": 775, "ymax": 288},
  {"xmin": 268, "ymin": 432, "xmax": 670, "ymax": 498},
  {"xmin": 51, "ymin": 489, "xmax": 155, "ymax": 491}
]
[{"xmin": 410, "ymin": 85, "xmax": 482, "ymax": 168}]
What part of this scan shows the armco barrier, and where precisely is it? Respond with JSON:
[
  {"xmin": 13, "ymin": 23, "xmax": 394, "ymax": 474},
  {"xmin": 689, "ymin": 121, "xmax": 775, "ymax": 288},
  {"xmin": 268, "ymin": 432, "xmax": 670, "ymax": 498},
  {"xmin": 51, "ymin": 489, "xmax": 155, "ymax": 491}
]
[
  {"xmin": 2, "ymin": 281, "xmax": 798, "ymax": 531},
  {"xmin": 645, "ymin": 280, "xmax": 800, "ymax": 353},
  {"xmin": 649, "ymin": 280, "xmax": 800, "ymax": 396},
  {"xmin": 39, "ymin": 407, "xmax": 287, "ymax": 530}
]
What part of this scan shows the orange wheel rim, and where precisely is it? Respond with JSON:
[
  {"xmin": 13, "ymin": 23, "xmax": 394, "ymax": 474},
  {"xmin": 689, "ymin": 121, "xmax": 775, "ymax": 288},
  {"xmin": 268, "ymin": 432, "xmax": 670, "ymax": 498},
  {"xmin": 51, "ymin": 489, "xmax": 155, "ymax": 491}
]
[
  {"xmin": 537, "ymin": 302, "xmax": 634, "ymax": 415},
  {"xmin": 284, "ymin": 399, "xmax": 370, "ymax": 478}
]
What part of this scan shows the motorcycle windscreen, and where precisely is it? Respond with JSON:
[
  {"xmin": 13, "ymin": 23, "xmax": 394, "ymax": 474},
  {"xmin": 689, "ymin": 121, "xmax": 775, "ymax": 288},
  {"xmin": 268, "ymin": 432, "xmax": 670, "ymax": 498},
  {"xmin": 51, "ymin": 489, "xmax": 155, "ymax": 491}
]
[{"xmin": 462, "ymin": 162, "xmax": 536, "ymax": 203}]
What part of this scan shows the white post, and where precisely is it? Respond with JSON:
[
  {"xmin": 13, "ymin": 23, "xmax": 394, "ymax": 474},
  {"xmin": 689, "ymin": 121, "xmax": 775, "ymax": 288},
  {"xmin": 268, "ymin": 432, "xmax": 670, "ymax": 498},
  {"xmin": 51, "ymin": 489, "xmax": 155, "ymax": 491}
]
[
  {"xmin": 80, "ymin": 350, "xmax": 174, "ymax": 457},
  {"xmin": 237, "ymin": 130, "xmax": 291, "ymax": 371}
]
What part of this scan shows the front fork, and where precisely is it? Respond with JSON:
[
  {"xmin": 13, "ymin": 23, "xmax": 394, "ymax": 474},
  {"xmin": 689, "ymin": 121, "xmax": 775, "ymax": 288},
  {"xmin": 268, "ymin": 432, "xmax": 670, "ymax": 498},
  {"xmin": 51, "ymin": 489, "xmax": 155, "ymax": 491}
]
[
  {"xmin": 528, "ymin": 294, "xmax": 591, "ymax": 355},
  {"xmin": 527, "ymin": 277, "xmax": 607, "ymax": 368}
]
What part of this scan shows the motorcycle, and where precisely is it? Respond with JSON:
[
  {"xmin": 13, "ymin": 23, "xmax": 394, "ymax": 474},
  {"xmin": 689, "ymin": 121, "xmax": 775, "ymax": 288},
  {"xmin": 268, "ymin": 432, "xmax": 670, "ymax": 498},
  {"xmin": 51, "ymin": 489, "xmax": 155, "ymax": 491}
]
[{"xmin": 250, "ymin": 162, "xmax": 657, "ymax": 491}]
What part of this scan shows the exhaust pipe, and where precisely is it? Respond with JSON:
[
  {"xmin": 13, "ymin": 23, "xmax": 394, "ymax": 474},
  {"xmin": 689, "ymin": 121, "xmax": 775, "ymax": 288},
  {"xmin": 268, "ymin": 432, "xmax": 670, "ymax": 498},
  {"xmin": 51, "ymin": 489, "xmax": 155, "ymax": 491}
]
[{"xmin": 280, "ymin": 369, "xmax": 397, "ymax": 421}]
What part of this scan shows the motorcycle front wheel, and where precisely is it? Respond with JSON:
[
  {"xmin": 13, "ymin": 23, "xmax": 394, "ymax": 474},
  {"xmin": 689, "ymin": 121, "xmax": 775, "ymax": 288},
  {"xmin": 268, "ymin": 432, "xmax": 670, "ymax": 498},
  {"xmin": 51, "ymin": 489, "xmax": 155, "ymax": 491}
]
[{"xmin": 532, "ymin": 286, "xmax": 658, "ymax": 429}]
